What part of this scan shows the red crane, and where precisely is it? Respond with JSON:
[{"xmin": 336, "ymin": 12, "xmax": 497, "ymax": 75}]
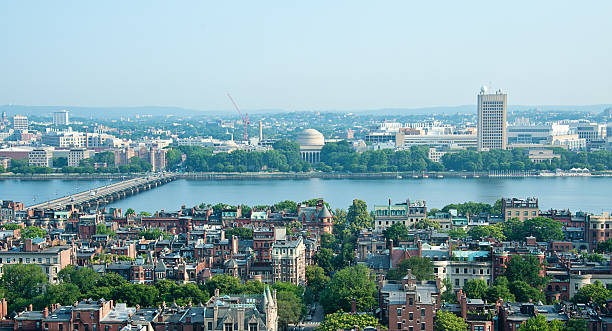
[{"xmin": 227, "ymin": 93, "xmax": 249, "ymax": 141}]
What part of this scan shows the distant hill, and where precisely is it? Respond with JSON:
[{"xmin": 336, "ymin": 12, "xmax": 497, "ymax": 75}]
[{"xmin": 1, "ymin": 103, "xmax": 610, "ymax": 119}]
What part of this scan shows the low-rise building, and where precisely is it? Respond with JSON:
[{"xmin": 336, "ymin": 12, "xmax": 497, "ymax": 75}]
[
  {"xmin": 374, "ymin": 199, "xmax": 427, "ymax": 231},
  {"xmin": 271, "ymin": 237, "xmax": 305, "ymax": 285},
  {"xmin": 501, "ymin": 197, "xmax": 539, "ymax": 221}
]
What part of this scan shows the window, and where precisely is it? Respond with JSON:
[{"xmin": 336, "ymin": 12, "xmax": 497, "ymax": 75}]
[
  {"xmin": 397, "ymin": 323, "xmax": 402, "ymax": 330},
  {"xmin": 409, "ymin": 298, "xmax": 413, "ymax": 306},
  {"xmin": 105, "ymin": 327, "xmax": 110, "ymax": 331},
  {"xmin": 409, "ymin": 312, "xmax": 413, "ymax": 321},
  {"xmin": 59, "ymin": 325, "xmax": 63, "ymax": 331},
  {"xmin": 421, "ymin": 323, "xmax": 425, "ymax": 330},
  {"xmin": 421, "ymin": 309, "xmax": 425, "ymax": 317},
  {"xmin": 224, "ymin": 323, "xmax": 233, "ymax": 331},
  {"xmin": 455, "ymin": 279, "xmax": 459, "ymax": 286},
  {"xmin": 249, "ymin": 324, "xmax": 257, "ymax": 331},
  {"xmin": 474, "ymin": 327, "xmax": 484, "ymax": 331},
  {"xmin": 397, "ymin": 308, "xmax": 402, "ymax": 316}
]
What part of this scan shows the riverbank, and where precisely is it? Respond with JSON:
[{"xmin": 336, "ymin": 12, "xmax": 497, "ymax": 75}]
[{"xmin": 1, "ymin": 170, "xmax": 611, "ymax": 180}]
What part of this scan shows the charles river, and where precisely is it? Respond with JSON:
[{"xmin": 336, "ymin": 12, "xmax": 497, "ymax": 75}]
[{"xmin": 1, "ymin": 176, "xmax": 611, "ymax": 213}]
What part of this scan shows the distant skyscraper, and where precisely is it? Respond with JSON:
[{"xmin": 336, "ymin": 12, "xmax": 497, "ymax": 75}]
[
  {"xmin": 477, "ymin": 87, "xmax": 507, "ymax": 151},
  {"xmin": 53, "ymin": 110, "xmax": 69, "ymax": 126},
  {"xmin": 12, "ymin": 115, "xmax": 28, "ymax": 131}
]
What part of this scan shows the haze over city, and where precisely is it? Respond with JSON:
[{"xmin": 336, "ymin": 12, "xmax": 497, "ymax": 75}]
[{"xmin": 1, "ymin": 1, "xmax": 611, "ymax": 111}]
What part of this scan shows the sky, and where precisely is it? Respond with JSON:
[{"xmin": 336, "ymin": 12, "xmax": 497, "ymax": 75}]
[{"xmin": 0, "ymin": 1, "xmax": 611, "ymax": 112}]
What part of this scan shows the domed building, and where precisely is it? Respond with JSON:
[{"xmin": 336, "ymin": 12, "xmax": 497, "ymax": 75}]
[{"xmin": 296, "ymin": 129, "xmax": 325, "ymax": 163}]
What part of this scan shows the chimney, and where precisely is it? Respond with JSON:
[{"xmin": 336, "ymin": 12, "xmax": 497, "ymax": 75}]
[
  {"xmin": 351, "ymin": 298, "xmax": 356, "ymax": 314},
  {"xmin": 214, "ymin": 288, "xmax": 220, "ymax": 297},
  {"xmin": 29, "ymin": 304, "xmax": 33, "ymax": 311},
  {"xmin": 43, "ymin": 307, "xmax": 49, "ymax": 318}
]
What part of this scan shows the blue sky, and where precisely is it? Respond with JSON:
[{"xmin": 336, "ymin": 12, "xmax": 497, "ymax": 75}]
[{"xmin": 0, "ymin": 1, "xmax": 610, "ymax": 111}]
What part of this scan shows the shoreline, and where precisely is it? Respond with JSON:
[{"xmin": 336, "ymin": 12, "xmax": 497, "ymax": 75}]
[{"xmin": 1, "ymin": 171, "xmax": 610, "ymax": 180}]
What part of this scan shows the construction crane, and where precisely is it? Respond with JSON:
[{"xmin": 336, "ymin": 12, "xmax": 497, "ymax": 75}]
[{"xmin": 227, "ymin": 93, "xmax": 249, "ymax": 141}]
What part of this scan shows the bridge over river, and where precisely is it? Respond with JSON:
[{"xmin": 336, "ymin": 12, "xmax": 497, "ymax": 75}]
[{"xmin": 28, "ymin": 173, "xmax": 177, "ymax": 211}]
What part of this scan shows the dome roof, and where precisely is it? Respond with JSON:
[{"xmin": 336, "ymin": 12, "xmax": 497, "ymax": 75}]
[{"xmin": 296, "ymin": 129, "xmax": 325, "ymax": 147}]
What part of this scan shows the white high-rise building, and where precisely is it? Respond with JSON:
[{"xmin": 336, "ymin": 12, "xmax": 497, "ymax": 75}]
[
  {"xmin": 477, "ymin": 87, "xmax": 507, "ymax": 151},
  {"xmin": 53, "ymin": 110, "xmax": 69, "ymax": 126},
  {"xmin": 12, "ymin": 115, "xmax": 28, "ymax": 131}
]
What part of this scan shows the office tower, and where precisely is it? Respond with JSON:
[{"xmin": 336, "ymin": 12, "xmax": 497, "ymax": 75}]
[
  {"xmin": 259, "ymin": 120, "xmax": 263, "ymax": 141},
  {"xmin": 53, "ymin": 110, "xmax": 69, "ymax": 125},
  {"xmin": 477, "ymin": 86, "xmax": 507, "ymax": 151},
  {"xmin": 12, "ymin": 115, "xmax": 28, "ymax": 131}
]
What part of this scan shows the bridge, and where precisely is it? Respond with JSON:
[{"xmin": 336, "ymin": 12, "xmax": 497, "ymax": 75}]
[{"xmin": 28, "ymin": 173, "xmax": 177, "ymax": 211}]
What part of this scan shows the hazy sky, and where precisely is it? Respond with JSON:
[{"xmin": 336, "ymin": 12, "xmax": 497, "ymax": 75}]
[{"xmin": 1, "ymin": 1, "xmax": 610, "ymax": 111}]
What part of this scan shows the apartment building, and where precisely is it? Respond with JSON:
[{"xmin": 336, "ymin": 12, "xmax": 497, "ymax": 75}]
[
  {"xmin": 501, "ymin": 197, "xmax": 539, "ymax": 221},
  {"xmin": 374, "ymin": 199, "xmax": 427, "ymax": 231},
  {"xmin": 68, "ymin": 148, "xmax": 94, "ymax": 167},
  {"xmin": 271, "ymin": 237, "xmax": 305, "ymax": 285},
  {"xmin": 28, "ymin": 148, "xmax": 54, "ymax": 167},
  {"xmin": 0, "ymin": 239, "xmax": 73, "ymax": 284}
]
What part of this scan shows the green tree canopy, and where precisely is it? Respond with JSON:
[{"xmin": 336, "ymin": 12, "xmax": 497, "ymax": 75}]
[
  {"xmin": 504, "ymin": 255, "xmax": 548, "ymax": 288},
  {"xmin": 572, "ymin": 280, "xmax": 612, "ymax": 308},
  {"xmin": 468, "ymin": 224, "xmax": 505, "ymax": 240},
  {"xmin": 320, "ymin": 264, "xmax": 377, "ymax": 313},
  {"xmin": 387, "ymin": 256, "xmax": 434, "ymax": 281},
  {"xmin": 316, "ymin": 312, "xmax": 379, "ymax": 331},
  {"xmin": 463, "ymin": 279, "xmax": 487, "ymax": 300},
  {"xmin": 21, "ymin": 226, "xmax": 46, "ymax": 239},
  {"xmin": 434, "ymin": 310, "xmax": 468, "ymax": 331},
  {"xmin": 1, "ymin": 264, "xmax": 48, "ymax": 312},
  {"xmin": 383, "ymin": 223, "xmax": 410, "ymax": 244},
  {"xmin": 347, "ymin": 199, "xmax": 372, "ymax": 232}
]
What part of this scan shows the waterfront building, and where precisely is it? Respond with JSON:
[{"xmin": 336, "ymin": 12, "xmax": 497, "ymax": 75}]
[
  {"xmin": 374, "ymin": 199, "xmax": 427, "ymax": 231},
  {"xmin": 477, "ymin": 86, "xmax": 507, "ymax": 151},
  {"xmin": 68, "ymin": 148, "xmax": 94, "ymax": 167},
  {"xmin": 52, "ymin": 110, "xmax": 69, "ymax": 126},
  {"xmin": 28, "ymin": 147, "xmax": 54, "ymax": 167},
  {"xmin": 501, "ymin": 197, "xmax": 539, "ymax": 221},
  {"xmin": 296, "ymin": 129, "xmax": 324, "ymax": 163},
  {"xmin": 271, "ymin": 237, "xmax": 305, "ymax": 285},
  {"xmin": 575, "ymin": 121, "xmax": 607, "ymax": 143},
  {"xmin": 12, "ymin": 115, "xmax": 28, "ymax": 131},
  {"xmin": 507, "ymin": 123, "xmax": 570, "ymax": 145},
  {"xmin": 527, "ymin": 149, "xmax": 560, "ymax": 164}
]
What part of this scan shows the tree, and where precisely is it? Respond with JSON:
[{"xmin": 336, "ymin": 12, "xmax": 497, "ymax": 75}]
[
  {"xmin": 274, "ymin": 200, "xmax": 298, "ymax": 213},
  {"xmin": 504, "ymin": 255, "xmax": 547, "ymax": 288},
  {"xmin": 204, "ymin": 275, "xmax": 242, "ymax": 296},
  {"xmin": 314, "ymin": 248, "xmax": 334, "ymax": 275},
  {"xmin": 225, "ymin": 227, "xmax": 253, "ymax": 239},
  {"xmin": 502, "ymin": 218, "xmax": 527, "ymax": 241},
  {"xmin": 595, "ymin": 238, "xmax": 612, "ymax": 253},
  {"xmin": 463, "ymin": 279, "xmax": 487, "ymax": 300},
  {"xmin": 518, "ymin": 314, "xmax": 564, "ymax": 331},
  {"xmin": 414, "ymin": 219, "xmax": 441, "ymax": 230},
  {"xmin": 21, "ymin": 226, "xmax": 46, "ymax": 239},
  {"xmin": 95, "ymin": 224, "xmax": 115, "ymax": 237},
  {"xmin": 276, "ymin": 291, "xmax": 303, "ymax": 329},
  {"xmin": 509, "ymin": 281, "xmax": 544, "ymax": 303},
  {"xmin": 434, "ymin": 310, "xmax": 468, "ymax": 331},
  {"xmin": 383, "ymin": 223, "xmax": 410, "ymax": 244},
  {"xmin": 572, "ymin": 280, "xmax": 611, "ymax": 308},
  {"xmin": 316, "ymin": 312, "xmax": 378, "ymax": 331},
  {"xmin": 565, "ymin": 319, "xmax": 588, "ymax": 331},
  {"xmin": 347, "ymin": 199, "xmax": 372, "ymax": 232},
  {"xmin": 305, "ymin": 266, "xmax": 329, "ymax": 304},
  {"xmin": 44, "ymin": 283, "xmax": 81, "ymax": 306},
  {"xmin": 468, "ymin": 224, "xmax": 505, "ymax": 240},
  {"xmin": 125, "ymin": 208, "xmax": 136, "ymax": 216},
  {"xmin": 58, "ymin": 266, "xmax": 100, "ymax": 293},
  {"xmin": 320, "ymin": 264, "xmax": 377, "ymax": 313},
  {"xmin": 523, "ymin": 217, "xmax": 564, "ymax": 242},
  {"xmin": 1, "ymin": 264, "xmax": 48, "ymax": 312},
  {"xmin": 440, "ymin": 278, "xmax": 458, "ymax": 304},
  {"xmin": 484, "ymin": 277, "xmax": 515, "ymax": 303},
  {"xmin": 387, "ymin": 257, "xmax": 433, "ymax": 281},
  {"xmin": 448, "ymin": 228, "xmax": 468, "ymax": 239}
]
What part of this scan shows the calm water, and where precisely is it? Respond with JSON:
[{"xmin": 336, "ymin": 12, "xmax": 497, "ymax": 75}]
[{"xmin": 1, "ymin": 177, "xmax": 611, "ymax": 213}]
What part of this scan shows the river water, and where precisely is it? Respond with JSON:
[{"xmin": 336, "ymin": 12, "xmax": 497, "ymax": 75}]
[{"xmin": 1, "ymin": 177, "xmax": 611, "ymax": 213}]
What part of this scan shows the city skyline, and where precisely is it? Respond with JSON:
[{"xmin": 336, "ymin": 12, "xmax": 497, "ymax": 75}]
[{"xmin": 1, "ymin": 1, "xmax": 611, "ymax": 112}]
